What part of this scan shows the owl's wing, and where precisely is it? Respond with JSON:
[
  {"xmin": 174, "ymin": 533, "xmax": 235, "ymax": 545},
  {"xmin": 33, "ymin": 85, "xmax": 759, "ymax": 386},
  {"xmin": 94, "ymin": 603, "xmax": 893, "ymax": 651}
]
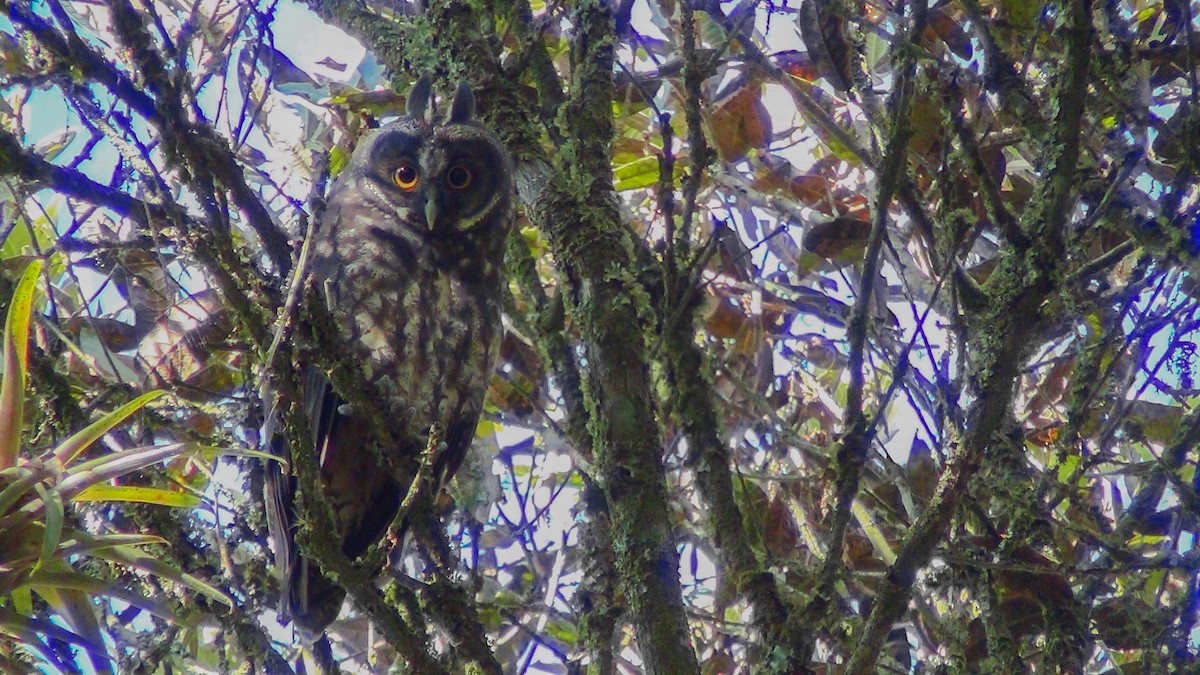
[
  {"xmin": 264, "ymin": 364, "xmax": 404, "ymax": 639},
  {"xmin": 262, "ymin": 367, "xmax": 338, "ymax": 629},
  {"xmin": 434, "ymin": 415, "xmax": 479, "ymax": 496},
  {"xmin": 262, "ymin": 387, "xmax": 297, "ymax": 623}
]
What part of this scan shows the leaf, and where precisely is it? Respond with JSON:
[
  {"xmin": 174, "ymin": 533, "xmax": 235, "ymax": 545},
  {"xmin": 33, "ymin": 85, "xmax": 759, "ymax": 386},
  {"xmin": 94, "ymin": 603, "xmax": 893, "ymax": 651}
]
[
  {"xmin": 1056, "ymin": 454, "xmax": 1081, "ymax": 485},
  {"xmin": 907, "ymin": 96, "xmax": 945, "ymax": 160},
  {"xmin": 35, "ymin": 583, "xmax": 114, "ymax": 674},
  {"xmin": 54, "ymin": 442, "xmax": 192, "ymax": 503},
  {"xmin": 0, "ymin": 258, "xmax": 42, "ymax": 470},
  {"xmin": 904, "ymin": 439, "xmax": 938, "ymax": 505},
  {"xmin": 802, "ymin": 216, "xmax": 871, "ymax": 260},
  {"xmin": 702, "ymin": 651, "xmax": 738, "ymax": 675},
  {"xmin": 32, "ymin": 482, "xmax": 62, "ymax": 573},
  {"xmin": 11, "ymin": 586, "xmax": 31, "ymax": 615},
  {"xmin": 710, "ymin": 87, "xmax": 772, "ymax": 162},
  {"xmin": 25, "ymin": 567, "xmax": 112, "ymax": 594},
  {"xmin": 48, "ymin": 390, "xmax": 166, "ymax": 467},
  {"xmin": 702, "ymin": 296, "xmax": 750, "ymax": 340},
  {"xmin": 0, "ymin": 607, "xmax": 105, "ymax": 670},
  {"xmin": 923, "ymin": 8, "xmax": 972, "ymax": 60},
  {"xmin": 62, "ymin": 316, "xmax": 143, "ymax": 352},
  {"xmin": 1093, "ymin": 597, "xmax": 1169, "ymax": 650},
  {"xmin": 774, "ymin": 50, "xmax": 819, "ymax": 82},
  {"xmin": 1001, "ymin": 0, "xmax": 1042, "ymax": 30},
  {"xmin": 614, "ymin": 156, "xmax": 661, "ymax": 192},
  {"xmin": 328, "ymin": 144, "xmax": 350, "ymax": 177},
  {"xmin": 851, "ymin": 499, "xmax": 896, "ymax": 565},
  {"xmin": 0, "ymin": 464, "xmax": 49, "ymax": 515},
  {"xmin": 25, "ymin": 568, "xmax": 179, "ymax": 622},
  {"xmin": 71, "ymin": 485, "xmax": 202, "ymax": 508},
  {"xmin": 1120, "ymin": 400, "xmax": 1185, "ymax": 444},
  {"xmin": 790, "ymin": 173, "xmax": 831, "ymax": 206},
  {"xmin": 90, "ymin": 547, "xmax": 233, "ymax": 607},
  {"xmin": 59, "ymin": 532, "xmax": 167, "ymax": 558},
  {"xmin": 32, "ymin": 128, "xmax": 77, "ymax": 162},
  {"xmin": 0, "ymin": 216, "xmax": 56, "ymax": 259},
  {"xmin": 328, "ymin": 87, "xmax": 406, "ymax": 116},
  {"xmin": 63, "ymin": 442, "xmax": 279, "ymax": 484},
  {"xmin": 798, "ymin": 0, "xmax": 853, "ymax": 93},
  {"xmin": 763, "ymin": 492, "xmax": 800, "ymax": 558}
]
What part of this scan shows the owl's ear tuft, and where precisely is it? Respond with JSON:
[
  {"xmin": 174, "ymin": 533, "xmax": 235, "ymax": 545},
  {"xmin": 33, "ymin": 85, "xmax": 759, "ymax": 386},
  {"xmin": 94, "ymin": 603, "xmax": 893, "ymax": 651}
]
[
  {"xmin": 407, "ymin": 76, "xmax": 434, "ymax": 121},
  {"xmin": 448, "ymin": 82, "xmax": 475, "ymax": 124}
]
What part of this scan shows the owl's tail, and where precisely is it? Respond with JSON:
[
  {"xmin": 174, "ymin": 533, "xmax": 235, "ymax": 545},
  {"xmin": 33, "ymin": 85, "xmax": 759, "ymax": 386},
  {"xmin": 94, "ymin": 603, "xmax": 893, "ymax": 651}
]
[
  {"xmin": 263, "ymin": 368, "xmax": 404, "ymax": 641},
  {"xmin": 283, "ymin": 558, "xmax": 347, "ymax": 643}
]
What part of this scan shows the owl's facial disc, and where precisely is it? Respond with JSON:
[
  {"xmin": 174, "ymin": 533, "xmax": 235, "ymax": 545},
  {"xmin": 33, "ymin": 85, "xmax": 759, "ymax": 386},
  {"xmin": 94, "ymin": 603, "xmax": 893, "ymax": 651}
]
[{"xmin": 420, "ymin": 151, "xmax": 490, "ymax": 233}]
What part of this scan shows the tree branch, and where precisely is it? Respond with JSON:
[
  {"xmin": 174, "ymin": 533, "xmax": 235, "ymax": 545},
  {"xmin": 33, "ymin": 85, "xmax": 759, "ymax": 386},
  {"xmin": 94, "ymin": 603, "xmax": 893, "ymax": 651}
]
[{"xmin": 845, "ymin": 2, "xmax": 1095, "ymax": 670}]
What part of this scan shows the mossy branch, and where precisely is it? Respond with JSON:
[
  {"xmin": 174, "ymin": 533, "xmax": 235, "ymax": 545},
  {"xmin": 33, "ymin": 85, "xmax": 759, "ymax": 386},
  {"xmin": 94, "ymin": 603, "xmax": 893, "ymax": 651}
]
[
  {"xmin": 303, "ymin": 1, "xmax": 702, "ymax": 670},
  {"xmin": 845, "ymin": 1, "xmax": 1095, "ymax": 671},
  {"xmin": 807, "ymin": 2, "xmax": 928, "ymax": 649},
  {"xmin": 270, "ymin": 351, "xmax": 446, "ymax": 674}
]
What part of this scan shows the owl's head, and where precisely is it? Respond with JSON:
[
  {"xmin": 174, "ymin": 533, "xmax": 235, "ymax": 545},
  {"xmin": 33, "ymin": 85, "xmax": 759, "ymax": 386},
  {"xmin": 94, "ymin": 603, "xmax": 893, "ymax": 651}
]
[{"xmin": 337, "ymin": 78, "xmax": 514, "ymax": 247}]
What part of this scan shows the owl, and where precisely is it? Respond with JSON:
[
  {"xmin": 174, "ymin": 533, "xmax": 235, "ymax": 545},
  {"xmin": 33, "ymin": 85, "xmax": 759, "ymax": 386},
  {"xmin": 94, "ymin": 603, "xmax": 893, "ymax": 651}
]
[{"xmin": 265, "ymin": 77, "xmax": 514, "ymax": 640}]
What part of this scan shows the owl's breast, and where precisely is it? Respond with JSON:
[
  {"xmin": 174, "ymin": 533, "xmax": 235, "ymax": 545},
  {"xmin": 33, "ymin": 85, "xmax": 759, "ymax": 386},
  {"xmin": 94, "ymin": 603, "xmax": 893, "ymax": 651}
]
[{"xmin": 316, "ymin": 224, "xmax": 501, "ymax": 444}]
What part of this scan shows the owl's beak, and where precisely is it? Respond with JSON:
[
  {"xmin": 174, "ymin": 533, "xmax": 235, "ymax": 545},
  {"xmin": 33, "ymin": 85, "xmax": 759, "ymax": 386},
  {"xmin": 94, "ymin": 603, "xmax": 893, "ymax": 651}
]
[{"xmin": 424, "ymin": 191, "xmax": 440, "ymax": 230}]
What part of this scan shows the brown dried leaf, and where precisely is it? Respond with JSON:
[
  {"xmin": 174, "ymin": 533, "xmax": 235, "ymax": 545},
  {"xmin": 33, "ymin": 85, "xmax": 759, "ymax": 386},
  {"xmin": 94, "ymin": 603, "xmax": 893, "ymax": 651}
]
[
  {"xmin": 774, "ymin": 49, "xmax": 819, "ymax": 82},
  {"xmin": 64, "ymin": 316, "xmax": 144, "ymax": 352},
  {"xmin": 701, "ymin": 652, "xmax": 737, "ymax": 675},
  {"xmin": 790, "ymin": 174, "xmax": 831, "ymax": 206},
  {"xmin": 710, "ymin": 87, "xmax": 771, "ymax": 162},
  {"xmin": 798, "ymin": 0, "xmax": 853, "ymax": 93},
  {"xmin": 923, "ymin": 8, "xmax": 973, "ymax": 60},
  {"xmin": 907, "ymin": 96, "xmax": 945, "ymax": 160},
  {"xmin": 905, "ymin": 439, "xmax": 938, "ymax": 505},
  {"xmin": 1093, "ymin": 597, "xmax": 1170, "ymax": 650},
  {"xmin": 802, "ymin": 216, "xmax": 871, "ymax": 259},
  {"xmin": 763, "ymin": 492, "xmax": 799, "ymax": 558},
  {"xmin": 702, "ymin": 296, "xmax": 748, "ymax": 340}
]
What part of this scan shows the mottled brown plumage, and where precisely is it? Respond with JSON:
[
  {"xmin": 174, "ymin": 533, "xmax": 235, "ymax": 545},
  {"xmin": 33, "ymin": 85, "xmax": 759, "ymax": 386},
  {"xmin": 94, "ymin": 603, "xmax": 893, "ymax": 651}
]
[{"xmin": 265, "ymin": 78, "xmax": 514, "ymax": 640}]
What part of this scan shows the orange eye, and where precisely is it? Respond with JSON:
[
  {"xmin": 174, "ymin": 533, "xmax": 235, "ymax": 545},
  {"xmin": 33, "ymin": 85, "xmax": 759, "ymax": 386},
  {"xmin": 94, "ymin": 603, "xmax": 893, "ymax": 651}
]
[
  {"xmin": 446, "ymin": 164, "xmax": 472, "ymax": 190},
  {"xmin": 392, "ymin": 163, "xmax": 419, "ymax": 190}
]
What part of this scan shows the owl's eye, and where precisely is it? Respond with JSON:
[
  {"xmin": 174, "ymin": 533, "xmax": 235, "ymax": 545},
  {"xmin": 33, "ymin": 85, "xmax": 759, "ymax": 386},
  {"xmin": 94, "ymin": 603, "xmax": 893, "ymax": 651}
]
[
  {"xmin": 446, "ymin": 164, "xmax": 472, "ymax": 190},
  {"xmin": 392, "ymin": 163, "xmax": 419, "ymax": 190}
]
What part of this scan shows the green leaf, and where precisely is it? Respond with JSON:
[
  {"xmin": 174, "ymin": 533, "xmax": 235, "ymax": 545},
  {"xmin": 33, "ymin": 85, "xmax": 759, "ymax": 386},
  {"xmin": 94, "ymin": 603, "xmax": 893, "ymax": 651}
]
[
  {"xmin": 71, "ymin": 485, "xmax": 202, "ymax": 508},
  {"xmin": 48, "ymin": 390, "xmax": 167, "ymax": 467},
  {"xmin": 0, "ymin": 215, "xmax": 55, "ymax": 260},
  {"xmin": 16, "ymin": 443, "xmax": 192, "ymax": 519},
  {"xmin": 614, "ymin": 155, "xmax": 661, "ymax": 192},
  {"xmin": 65, "ymin": 443, "xmax": 281, "ymax": 486},
  {"xmin": 851, "ymin": 499, "xmax": 896, "ymax": 565},
  {"xmin": 32, "ymin": 129, "xmax": 76, "ymax": 162},
  {"xmin": 63, "ymin": 441, "xmax": 191, "ymax": 478},
  {"xmin": 193, "ymin": 444, "xmax": 286, "ymax": 466},
  {"xmin": 60, "ymin": 532, "xmax": 167, "ymax": 558},
  {"xmin": 1056, "ymin": 454, "xmax": 1081, "ymax": 484},
  {"xmin": 35, "ymin": 582, "xmax": 114, "ymax": 674},
  {"xmin": 32, "ymin": 482, "xmax": 63, "ymax": 573},
  {"xmin": 328, "ymin": 144, "xmax": 349, "ymax": 177},
  {"xmin": 0, "ymin": 258, "xmax": 42, "ymax": 470},
  {"xmin": 53, "ymin": 444, "xmax": 192, "ymax": 507},
  {"xmin": 544, "ymin": 616, "xmax": 578, "ymax": 645},
  {"xmin": 1001, "ymin": 0, "xmax": 1041, "ymax": 29},
  {"xmin": 0, "ymin": 607, "xmax": 106, "ymax": 670},
  {"xmin": 91, "ymin": 547, "xmax": 233, "ymax": 607},
  {"xmin": 11, "ymin": 586, "xmax": 32, "ymax": 615},
  {"xmin": 0, "ymin": 465, "xmax": 47, "ymax": 516},
  {"xmin": 26, "ymin": 568, "xmax": 110, "ymax": 594}
]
